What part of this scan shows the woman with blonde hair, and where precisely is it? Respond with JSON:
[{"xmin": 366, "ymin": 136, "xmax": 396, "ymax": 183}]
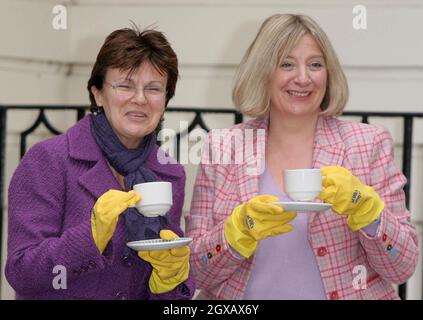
[{"xmin": 186, "ymin": 14, "xmax": 418, "ymax": 299}]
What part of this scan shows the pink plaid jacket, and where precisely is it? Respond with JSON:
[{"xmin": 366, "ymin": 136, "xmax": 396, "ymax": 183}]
[{"xmin": 186, "ymin": 116, "xmax": 419, "ymax": 300}]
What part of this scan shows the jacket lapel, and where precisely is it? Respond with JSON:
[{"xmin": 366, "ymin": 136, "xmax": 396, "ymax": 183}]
[
  {"xmin": 308, "ymin": 116, "xmax": 345, "ymax": 225},
  {"xmin": 67, "ymin": 115, "xmax": 120, "ymax": 199},
  {"xmin": 238, "ymin": 118, "xmax": 268, "ymax": 203},
  {"xmin": 78, "ymin": 158, "xmax": 120, "ymax": 199},
  {"xmin": 312, "ymin": 116, "xmax": 345, "ymax": 168}
]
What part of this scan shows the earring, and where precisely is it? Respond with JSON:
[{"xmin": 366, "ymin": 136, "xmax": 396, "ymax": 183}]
[{"xmin": 91, "ymin": 106, "xmax": 103, "ymax": 115}]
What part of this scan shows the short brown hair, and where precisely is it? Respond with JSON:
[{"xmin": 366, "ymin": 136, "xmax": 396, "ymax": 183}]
[
  {"xmin": 87, "ymin": 26, "xmax": 178, "ymax": 110},
  {"xmin": 233, "ymin": 14, "xmax": 348, "ymax": 118}
]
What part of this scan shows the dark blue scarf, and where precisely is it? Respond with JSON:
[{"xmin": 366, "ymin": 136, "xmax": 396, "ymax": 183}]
[{"xmin": 90, "ymin": 112, "xmax": 169, "ymax": 255}]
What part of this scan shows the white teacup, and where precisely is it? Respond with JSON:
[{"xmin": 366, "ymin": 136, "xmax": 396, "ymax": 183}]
[
  {"xmin": 130, "ymin": 181, "xmax": 173, "ymax": 217},
  {"xmin": 283, "ymin": 168, "xmax": 322, "ymax": 202}
]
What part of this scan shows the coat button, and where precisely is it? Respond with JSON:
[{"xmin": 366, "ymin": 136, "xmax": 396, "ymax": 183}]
[
  {"xmin": 121, "ymin": 255, "xmax": 132, "ymax": 267},
  {"xmin": 215, "ymin": 244, "xmax": 221, "ymax": 252},
  {"xmin": 317, "ymin": 247, "xmax": 327, "ymax": 257},
  {"xmin": 382, "ymin": 234, "xmax": 387, "ymax": 242},
  {"xmin": 88, "ymin": 260, "xmax": 96, "ymax": 269},
  {"xmin": 115, "ymin": 291, "xmax": 127, "ymax": 300},
  {"xmin": 330, "ymin": 291, "xmax": 339, "ymax": 300}
]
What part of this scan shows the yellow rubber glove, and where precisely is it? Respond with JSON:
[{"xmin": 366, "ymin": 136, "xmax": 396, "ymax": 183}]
[
  {"xmin": 224, "ymin": 195, "xmax": 297, "ymax": 258},
  {"xmin": 138, "ymin": 230, "xmax": 190, "ymax": 294},
  {"xmin": 91, "ymin": 190, "xmax": 141, "ymax": 254},
  {"xmin": 318, "ymin": 166, "xmax": 384, "ymax": 231}
]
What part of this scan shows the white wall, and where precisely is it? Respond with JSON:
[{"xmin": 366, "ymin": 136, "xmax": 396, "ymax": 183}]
[{"xmin": 1, "ymin": 0, "xmax": 422, "ymax": 300}]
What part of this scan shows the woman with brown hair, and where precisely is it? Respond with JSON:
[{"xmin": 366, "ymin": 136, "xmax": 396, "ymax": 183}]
[{"xmin": 6, "ymin": 26, "xmax": 194, "ymax": 300}]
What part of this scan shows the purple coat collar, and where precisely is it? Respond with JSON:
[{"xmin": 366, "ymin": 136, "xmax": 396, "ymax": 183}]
[{"xmin": 66, "ymin": 115, "xmax": 184, "ymax": 198}]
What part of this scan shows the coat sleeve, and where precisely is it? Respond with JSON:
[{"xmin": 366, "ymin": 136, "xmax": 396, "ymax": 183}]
[
  {"xmin": 359, "ymin": 127, "xmax": 419, "ymax": 284},
  {"xmin": 185, "ymin": 132, "xmax": 246, "ymax": 293},
  {"xmin": 5, "ymin": 141, "xmax": 109, "ymax": 296}
]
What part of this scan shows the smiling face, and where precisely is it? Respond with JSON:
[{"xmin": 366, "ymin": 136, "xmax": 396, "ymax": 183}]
[
  {"xmin": 269, "ymin": 34, "xmax": 327, "ymax": 119},
  {"xmin": 91, "ymin": 62, "xmax": 167, "ymax": 149}
]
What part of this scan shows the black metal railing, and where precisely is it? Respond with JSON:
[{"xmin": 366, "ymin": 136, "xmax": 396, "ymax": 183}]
[
  {"xmin": 343, "ymin": 112, "xmax": 423, "ymax": 301},
  {"xmin": 1, "ymin": 105, "xmax": 422, "ymax": 300}
]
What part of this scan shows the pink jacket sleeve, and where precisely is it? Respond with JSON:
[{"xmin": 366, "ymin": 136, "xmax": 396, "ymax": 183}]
[{"xmin": 358, "ymin": 127, "xmax": 419, "ymax": 284}]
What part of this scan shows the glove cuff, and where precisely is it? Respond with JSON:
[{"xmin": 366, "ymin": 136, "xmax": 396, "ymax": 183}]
[
  {"xmin": 149, "ymin": 262, "xmax": 190, "ymax": 294},
  {"xmin": 224, "ymin": 208, "xmax": 257, "ymax": 258},
  {"xmin": 91, "ymin": 210, "xmax": 107, "ymax": 254},
  {"xmin": 348, "ymin": 188, "xmax": 384, "ymax": 231}
]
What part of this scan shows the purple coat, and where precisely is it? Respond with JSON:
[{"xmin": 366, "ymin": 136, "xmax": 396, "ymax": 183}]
[{"xmin": 6, "ymin": 115, "xmax": 195, "ymax": 300}]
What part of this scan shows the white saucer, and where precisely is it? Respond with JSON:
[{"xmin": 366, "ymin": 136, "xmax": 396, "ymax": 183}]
[
  {"xmin": 126, "ymin": 237, "xmax": 192, "ymax": 251},
  {"xmin": 271, "ymin": 201, "xmax": 332, "ymax": 212}
]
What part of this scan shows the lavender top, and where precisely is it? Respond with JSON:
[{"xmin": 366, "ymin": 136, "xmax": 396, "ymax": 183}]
[
  {"xmin": 6, "ymin": 115, "xmax": 195, "ymax": 300},
  {"xmin": 242, "ymin": 168, "xmax": 327, "ymax": 299},
  {"xmin": 242, "ymin": 167, "xmax": 380, "ymax": 299}
]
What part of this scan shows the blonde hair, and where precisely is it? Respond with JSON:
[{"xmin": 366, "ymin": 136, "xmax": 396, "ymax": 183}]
[{"xmin": 232, "ymin": 14, "xmax": 348, "ymax": 118}]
